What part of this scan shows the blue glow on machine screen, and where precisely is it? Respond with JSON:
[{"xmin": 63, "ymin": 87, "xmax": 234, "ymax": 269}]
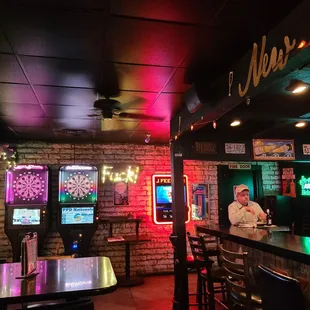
[
  {"xmin": 61, "ymin": 207, "xmax": 94, "ymax": 224},
  {"xmin": 156, "ymin": 185, "xmax": 186, "ymax": 204}
]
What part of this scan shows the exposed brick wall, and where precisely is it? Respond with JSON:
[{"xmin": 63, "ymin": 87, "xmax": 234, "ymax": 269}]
[{"xmin": 0, "ymin": 143, "xmax": 280, "ymax": 276}]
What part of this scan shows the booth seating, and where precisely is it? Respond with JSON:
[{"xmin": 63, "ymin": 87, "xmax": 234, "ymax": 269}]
[
  {"xmin": 187, "ymin": 232, "xmax": 226, "ymax": 310},
  {"xmin": 219, "ymin": 245, "xmax": 262, "ymax": 310},
  {"xmin": 258, "ymin": 265, "xmax": 306, "ymax": 310}
]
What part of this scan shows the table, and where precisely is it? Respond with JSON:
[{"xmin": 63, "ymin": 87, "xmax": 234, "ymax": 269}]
[
  {"xmin": 0, "ymin": 256, "xmax": 117, "ymax": 308},
  {"xmin": 99, "ymin": 217, "xmax": 142, "ymax": 237},
  {"xmin": 107, "ymin": 235, "xmax": 151, "ymax": 286}
]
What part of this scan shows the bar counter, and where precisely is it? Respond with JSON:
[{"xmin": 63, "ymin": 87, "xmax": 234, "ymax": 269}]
[{"xmin": 196, "ymin": 224, "xmax": 310, "ymax": 265}]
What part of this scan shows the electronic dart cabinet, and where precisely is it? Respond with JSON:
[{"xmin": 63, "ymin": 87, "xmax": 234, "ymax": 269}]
[
  {"xmin": 58, "ymin": 165, "xmax": 99, "ymax": 256},
  {"xmin": 5, "ymin": 165, "xmax": 49, "ymax": 262}
]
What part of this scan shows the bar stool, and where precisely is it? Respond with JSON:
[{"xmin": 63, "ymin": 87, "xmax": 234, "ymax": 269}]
[
  {"xmin": 258, "ymin": 265, "xmax": 306, "ymax": 310},
  {"xmin": 187, "ymin": 232, "xmax": 226, "ymax": 310},
  {"xmin": 219, "ymin": 245, "xmax": 262, "ymax": 310}
]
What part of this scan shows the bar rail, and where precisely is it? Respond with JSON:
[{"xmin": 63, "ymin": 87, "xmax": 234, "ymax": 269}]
[{"xmin": 196, "ymin": 224, "xmax": 310, "ymax": 265}]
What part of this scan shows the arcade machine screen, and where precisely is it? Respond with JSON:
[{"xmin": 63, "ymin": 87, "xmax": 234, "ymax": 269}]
[
  {"xmin": 5, "ymin": 165, "xmax": 49, "ymax": 261},
  {"xmin": 58, "ymin": 165, "xmax": 98, "ymax": 256},
  {"xmin": 152, "ymin": 174, "xmax": 190, "ymax": 224}
]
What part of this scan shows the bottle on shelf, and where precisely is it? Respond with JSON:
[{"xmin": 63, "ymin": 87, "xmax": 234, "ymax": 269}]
[{"xmin": 266, "ymin": 209, "xmax": 272, "ymax": 226}]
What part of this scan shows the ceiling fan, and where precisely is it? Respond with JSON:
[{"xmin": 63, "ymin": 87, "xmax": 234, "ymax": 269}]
[{"xmin": 88, "ymin": 95, "xmax": 164, "ymax": 121}]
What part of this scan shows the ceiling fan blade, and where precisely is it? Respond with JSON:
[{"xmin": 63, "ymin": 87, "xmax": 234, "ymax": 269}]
[
  {"xmin": 88, "ymin": 113, "xmax": 102, "ymax": 117},
  {"xmin": 117, "ymin": 112, "xmax": 164, "ymax": 121},
  {"xmin": 117, "ymin": 97, "xmax": 145, "ymax": 110}
]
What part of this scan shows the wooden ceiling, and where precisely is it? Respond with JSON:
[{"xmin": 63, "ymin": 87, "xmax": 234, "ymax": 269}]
[{"xmin": 0, "ymin": 0, "xmax": 302, "ymax": 144}]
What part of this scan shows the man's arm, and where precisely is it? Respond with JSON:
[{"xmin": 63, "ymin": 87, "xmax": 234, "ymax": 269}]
[
  {"xmin": 228, "ymin": 203, "xmax": 247, "ymax": 225},
  {"xmin": 254, "ymin": 203, "xmax": 267, "ymax": 221}
]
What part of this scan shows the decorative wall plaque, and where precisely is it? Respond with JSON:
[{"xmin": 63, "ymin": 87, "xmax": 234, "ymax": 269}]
[
  {"xmin": 253, "ymin": 139, "xmax": 295, "ymax": 160},
  {"xmin": 225, "ymin": 143, "xmax": 246, "ymax": 154},
  {"xmin": 194, "ymin": 142, "xmax": 217, "ymax": 154}
]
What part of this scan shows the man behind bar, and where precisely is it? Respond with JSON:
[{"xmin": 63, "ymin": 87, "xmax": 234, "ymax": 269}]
[{"xmin": 228, "ymin": 184, "xmax": 267, "ymax": 226}]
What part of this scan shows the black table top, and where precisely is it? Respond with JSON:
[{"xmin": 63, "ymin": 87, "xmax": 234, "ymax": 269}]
[
  {"xmin": 0, "ymin": 256, "xmax": 117, "ymax": 304},
  {"xmin": 196, "ymin": 224, "xmax": 310, "ymax": 265}
]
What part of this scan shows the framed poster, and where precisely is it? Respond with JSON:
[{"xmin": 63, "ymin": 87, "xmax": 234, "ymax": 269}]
[
  {"xmin": 114, "ymin": 181, "xmax": 129, "ymax": 205},
  {"xmin": 253, "ymin": 139, "xmax": 295, "ymax": 160},
  {"xmin": 191, "ymin": 184, "xmax": 209, "ymax": 220}
]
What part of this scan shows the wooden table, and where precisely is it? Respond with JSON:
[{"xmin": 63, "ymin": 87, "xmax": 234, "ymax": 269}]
[
  {"xmin": 0, "ymin": 256, "xmax": 117, "ymax": 308},
  {"xmin": 107, "ymin": 235, "xmax": 151, "ymax": 286}
]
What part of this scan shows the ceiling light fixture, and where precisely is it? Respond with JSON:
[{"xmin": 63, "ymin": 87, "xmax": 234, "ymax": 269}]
[
  {"xmin": 286, "ymin": 80, "xmax": 308, "ymax": 94},
  {"xmin": 295, "ymin": 122, "xmax": 306, "ymax": 128},
  {"xmin": 144, "ymin": 134, "xmax": 151, "ymax": 144},
  {"xmin": 230, "ymin": 120, "xmax": 241, "ymax": 127}
]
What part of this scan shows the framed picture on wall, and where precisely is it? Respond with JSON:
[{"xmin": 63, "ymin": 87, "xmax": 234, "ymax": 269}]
[
  {"xmin": 191, "ymin": 184, "xmax": 210, "ymax": 220},
  {"xmin": 114, "ymin": 181, "xmax": 129, "ymax": 205}
]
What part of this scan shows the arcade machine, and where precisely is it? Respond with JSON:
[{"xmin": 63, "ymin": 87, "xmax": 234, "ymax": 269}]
[
  {"xmin": 5, "ymin": 164, "xmax": 49, "ymax": 262},
  {"xmin": 152, "ymin": 174, "xmax": 190, "ymax": 225},
  {"xmin": 58, "ymin": 165, "xmax": 99, "ymax": 256}
]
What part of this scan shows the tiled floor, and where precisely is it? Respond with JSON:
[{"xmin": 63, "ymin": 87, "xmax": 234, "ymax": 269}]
[{"xmin": 93, "ymin": 274, "xmax": 227, "ymax": 310}]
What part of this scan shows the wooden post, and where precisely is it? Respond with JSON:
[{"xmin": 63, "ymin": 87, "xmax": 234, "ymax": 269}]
[{"xmin": 170, "ymin": 141, "xmax": 189, "ymax": 310}]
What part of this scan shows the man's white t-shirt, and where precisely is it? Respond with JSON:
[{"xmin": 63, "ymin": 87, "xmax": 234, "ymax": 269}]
[{"xmin": 228, "ymin": 201, "xmax": 264, "ymax": 226}]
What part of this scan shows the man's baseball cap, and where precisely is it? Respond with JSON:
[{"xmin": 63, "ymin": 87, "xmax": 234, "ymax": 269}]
[{"xmin": 235, "ymin": 184, "xmax": 249, "ymax": 194}]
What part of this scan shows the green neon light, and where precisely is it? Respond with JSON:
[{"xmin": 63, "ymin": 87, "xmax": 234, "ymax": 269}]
[{"xmin": 299, "ymin": 176, "xmax": 310, "ymax": 196}]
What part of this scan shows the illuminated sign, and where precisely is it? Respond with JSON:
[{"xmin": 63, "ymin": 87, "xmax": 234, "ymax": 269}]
[
  {"xmin": 64, "ymin": 165, "xmax": 96, "ymax": 171},
  {"xmin": 102, "ymin": 165, "xmax": 140, "ymax": 183},
  {"xmin": 238, "ymin": 35, "xmax": 296, "ymax": 97},
  {"xmin": 299, "ymin": 176, "xmax": 310, "ymax": 196},
  {"xmin": 228, "ymin": 163, "xmax": 251, "ymax": 170},
  {"xmin": 152, "ymin": 174, "xmax": 190, "ymax": 225}
]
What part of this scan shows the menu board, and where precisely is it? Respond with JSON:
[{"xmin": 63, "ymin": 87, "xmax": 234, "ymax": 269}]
[
  {"xmin": 61, "ymin": 207, "xmax": 94, "ymax": 225},
  {"xmin": 13, "ymin": 209, "xmax": 40, "ymax": 225},
  {"xmin": 21, "ymin": 232, "xmax": 38, "ymax": 277}
]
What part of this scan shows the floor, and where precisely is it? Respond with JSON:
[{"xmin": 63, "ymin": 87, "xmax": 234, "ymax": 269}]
[
  {"xmin": 93, "ymin": 274, "xmax": 227, "ymax": 310},
  {"xmin": 7, "ymin": 274, "xmax": 226, "ymax": 310}
]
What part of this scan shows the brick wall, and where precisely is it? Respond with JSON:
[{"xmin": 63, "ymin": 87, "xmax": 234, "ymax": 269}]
[{"xmin": 0, "ymin": 143, "xmax": 281, "ymax": 275}]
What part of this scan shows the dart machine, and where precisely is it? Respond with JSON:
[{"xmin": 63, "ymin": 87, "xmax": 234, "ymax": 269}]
[
  {"xmin": 5, "ymin": 165, "xmax": 49, "ymax": 262},
  {"xmin": 58, "ymin": 165, "xmax": 99, "ymax": 256}
]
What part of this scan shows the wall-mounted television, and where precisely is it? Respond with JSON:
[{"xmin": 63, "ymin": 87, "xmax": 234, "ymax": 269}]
[{"xmin": 61, "ymin": 206, "xmax": 94, "ymax": 225}]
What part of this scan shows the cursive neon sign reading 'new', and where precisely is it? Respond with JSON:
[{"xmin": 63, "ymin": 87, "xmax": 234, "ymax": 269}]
[
  {"xmin": 102, "ymin": 165, "xmax": 140, "ymax": 183},
  {"xmin": 238, "ymin": 35, "xmax": 296, "ymax": 97}
]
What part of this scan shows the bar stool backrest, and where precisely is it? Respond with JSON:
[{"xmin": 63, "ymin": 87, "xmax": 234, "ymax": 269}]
[
  {"xmin": 219, "ymin": 245, "xmax": 252, "ymax": 309},
  {"xmin": 258, "ymin": 265, "xmax": 306, "ymax": 310}
]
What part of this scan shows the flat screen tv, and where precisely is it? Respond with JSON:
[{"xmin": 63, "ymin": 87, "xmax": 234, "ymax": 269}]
[
  {"xmin": 13, "ymin": 208, "xmax": 41, "ymax": 225},
  {"xmin": 61, "ymin": 206, "xmax": 94, "ymax": 225}
]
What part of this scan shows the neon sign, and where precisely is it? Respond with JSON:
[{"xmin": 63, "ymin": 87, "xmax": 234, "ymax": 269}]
[
  {"xmin": 102, "ymin": 165, "xmax": 140, "ymax": 183},
  {"xmin": 298, "ymin": 176, "xmax": 310, "ymax": 196}
]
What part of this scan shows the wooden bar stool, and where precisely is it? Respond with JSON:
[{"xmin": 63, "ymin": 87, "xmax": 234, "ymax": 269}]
[
  {"xmin": 187, "ymin": 232, "xmax": 226, "ymax": 310},
  {"xmin": 219, "ymin": 245, "xmax": 262, "ymax": 310},
  {"xmin": 258, "ymin": 265, "xmax": 306, "ymax": 310}
]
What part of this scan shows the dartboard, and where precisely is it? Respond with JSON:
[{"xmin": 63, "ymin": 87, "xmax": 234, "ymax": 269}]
[
  {"xmin": 64, "ymin": 172, "xmax": 94, "ymax": 200},
  {"xmin": 13, "ymin": 172, "xmax": 45, "ymax": 201}
]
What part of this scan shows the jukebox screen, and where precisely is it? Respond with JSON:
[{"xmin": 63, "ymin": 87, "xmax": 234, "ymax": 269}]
[
  {"xmin": 152, "ymin": 174, "xmax": 190, "ymax": 224},
  {"xmin": 5, "ymin": 165, "xmax": 49, "ymax": 205},
  {"xmin": 59, "ymin": 165, "xmax": 98, "ymax": 204}
]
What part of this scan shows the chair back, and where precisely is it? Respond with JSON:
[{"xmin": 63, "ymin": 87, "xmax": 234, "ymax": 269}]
[
  {"xmin": 258, "ymin": 265, "xmax": 306, "ymax": 310},
  {"xmin": 187, "ymin": 232, "xmax": 210, "ymax": 267},
  {"xmin": 219, "ymin": 245, "xmax": 252, "ymax": 309}
]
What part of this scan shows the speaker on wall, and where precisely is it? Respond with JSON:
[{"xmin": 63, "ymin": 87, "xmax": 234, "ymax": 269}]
[{"xmin": 183, "ymin": 84, "xmax": 202, "ymax": 113}]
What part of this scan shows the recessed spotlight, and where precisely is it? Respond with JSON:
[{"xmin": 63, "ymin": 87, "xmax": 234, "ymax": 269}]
[
  {"xmin": 230, "ymin": 120, "xmax": 241, "ymax": 127},
  {"xmin": 286, "ymin": 80, "xmax": 308, "ymax": 94},
  {"xmin": 295, "ymin": 122, "xmax": 306, "ymax": 128},
  {"xmin": 292, "ymin": 86, "xmax": 307, "ymax": 94}
]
